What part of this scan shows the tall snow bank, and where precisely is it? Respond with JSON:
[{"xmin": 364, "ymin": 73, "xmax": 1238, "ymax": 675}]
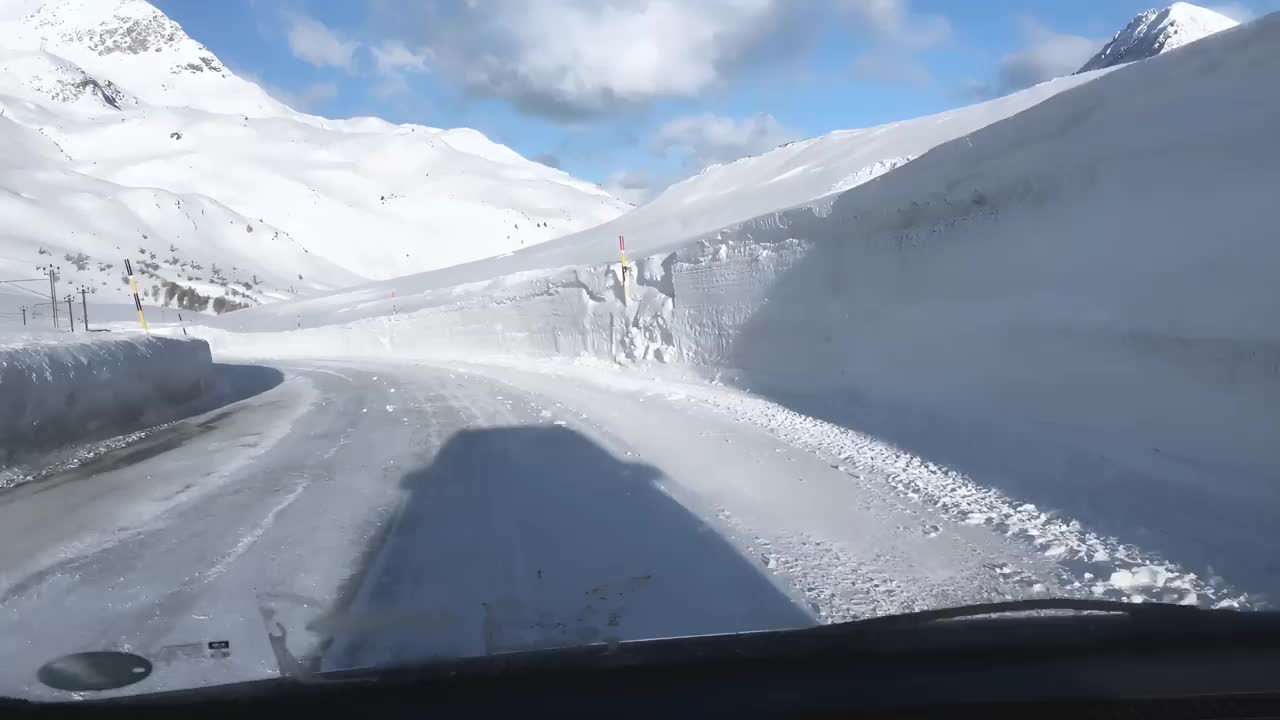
[{"xmin": 0, "ymin": 333, "xmax": 211, "ymax": 462}]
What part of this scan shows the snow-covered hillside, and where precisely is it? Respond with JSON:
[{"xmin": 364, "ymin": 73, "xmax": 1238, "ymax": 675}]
[
  {"xmin": 0, "ymin": 0, "xmax": 629, "ymax": 292},
  {"xmin": 1078, "ymin": 2, "xmax": 1237, "ymax": 73},
  {"xmin": 218, "ymin": 68, "xmax": 1105, "ymax": 320},
  {"xmin": 0, "ymin": 106, "xmax": 360, "ymax": 319}
]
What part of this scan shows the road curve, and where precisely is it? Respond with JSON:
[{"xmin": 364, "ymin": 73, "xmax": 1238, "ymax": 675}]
[{"xmin": 0, "ymin": 359, "xmax": 1061, "ymax": 699}]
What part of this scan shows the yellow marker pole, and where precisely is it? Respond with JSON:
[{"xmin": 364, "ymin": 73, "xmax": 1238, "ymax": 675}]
[{"xmin": 124, "ymin": 258, "xmax": 149, "ymax": 333}]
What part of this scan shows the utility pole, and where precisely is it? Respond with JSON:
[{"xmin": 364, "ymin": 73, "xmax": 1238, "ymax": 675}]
[
  {"xmin": 65, "ymin": 295, "xmax": 75, "ymax": 332},
  {"xmin": 37, "ymin": 264, "xmax": 60, "ymax": 328},
  {"xmin": 20, "ymin": 305, "xmax": 26, "ymax": 326},
  {"xmin": 78, "ymin": 286, "xmax": 91, "ymax": 331}
]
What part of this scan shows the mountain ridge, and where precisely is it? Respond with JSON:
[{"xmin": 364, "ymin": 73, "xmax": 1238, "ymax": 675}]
[{"xmin": 1077, "ymin": 2, "xmax": 1238, "ymax": 73}]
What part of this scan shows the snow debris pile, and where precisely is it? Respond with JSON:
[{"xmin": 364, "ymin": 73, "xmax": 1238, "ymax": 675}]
[{"xmin": 0, "ymin": 333, "xmax": 211, "ymax": 463}]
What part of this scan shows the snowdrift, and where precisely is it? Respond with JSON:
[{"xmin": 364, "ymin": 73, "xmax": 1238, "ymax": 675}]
[{"xmin": 0, "ymin": 333, "xmax": 212, "ymax": 463}]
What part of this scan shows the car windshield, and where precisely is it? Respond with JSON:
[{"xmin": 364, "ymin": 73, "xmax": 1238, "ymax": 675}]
[{"xmin": 0, "ymin": 0, "xmax": 1276, "ymax": 701}]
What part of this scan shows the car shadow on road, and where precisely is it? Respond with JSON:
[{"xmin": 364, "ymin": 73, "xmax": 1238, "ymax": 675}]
[{"xmin": 322, "ymin": 425, "xmax": 814, "ymax": 671}]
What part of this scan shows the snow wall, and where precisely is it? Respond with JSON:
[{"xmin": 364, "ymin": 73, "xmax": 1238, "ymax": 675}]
[
  {"xmin": 198, "ymin": 13, "xmax": 1280, "ymax": 571},
  {"xmin": 0, "ymin": 335, "xmax": 213, "ymax": 463}
]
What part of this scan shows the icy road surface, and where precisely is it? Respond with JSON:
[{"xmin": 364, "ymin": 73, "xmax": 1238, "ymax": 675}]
[{"xmin": 0, "ymin": 359, "xmax": 1191, "ymax": 698}]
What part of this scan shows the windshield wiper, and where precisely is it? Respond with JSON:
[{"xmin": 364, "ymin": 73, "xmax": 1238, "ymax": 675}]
[{"xmin": 810, "ymin": 597, "xmax": 1211, "ymax": 632}]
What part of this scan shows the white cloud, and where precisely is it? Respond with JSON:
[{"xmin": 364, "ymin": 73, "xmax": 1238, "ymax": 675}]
[
  {"xmin": 840, "ymin": 0, "xmax": 951, "ymax": 49},
  {"xmin": 368, "ymin": 39, "xmax": 431, "ymax": 96},
  {"xmin": 654, "ymin": 112, "xmax": 793, "ymax": 171},
  {"xmin": 284, "ymin": 12, "xmax": 360, "ymax": 70},
  {"xmin": 1206, "ymin": 3, "xmax": 1254, "ymax": 22},
  {"xmin": 996, "ymin": 18, "xmax": 1099, "ymax": 93},
  {"xmin": 372, "ymin": 0, "xmax": 812, "ymax": 119},
  {"xmin": 603, "ymin": 170, "xmax": 656, "ymax": 205},
  {"xmin": 370, "ymin": 39, "xmax": 431, "ymax": 75}
]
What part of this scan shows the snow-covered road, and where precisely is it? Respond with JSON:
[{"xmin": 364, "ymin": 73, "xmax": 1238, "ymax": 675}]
[{"xmin": 0, "ymin": 358, "xmax": 1213, "ymax": 698}]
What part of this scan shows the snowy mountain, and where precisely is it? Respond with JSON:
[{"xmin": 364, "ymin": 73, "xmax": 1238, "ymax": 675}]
[
  {"xmin": 231, "ymin": 67, "xmax": 1105, "ymax": 314},
  {"xmin": 0, "ymin": 0, "xmax": 630, "ymax": 311},
  {"xmin": 1077, "ymin": 2, "xmax": 1238, "ymax": 73},
  {"xmin": 0, "ymin": 0, "xmax": 287, "ymax": 117}
]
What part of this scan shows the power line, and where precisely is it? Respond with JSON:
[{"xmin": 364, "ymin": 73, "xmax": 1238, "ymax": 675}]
[{"xmin": 0, "ymin": 280, "xmax": 52, "ymax": 299}]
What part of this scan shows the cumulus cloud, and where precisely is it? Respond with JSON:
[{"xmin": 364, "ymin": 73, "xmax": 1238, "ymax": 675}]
[
  {"xmin": 369, "ymin": 0, "xmax": 814, "ymax": 120},
  {"xmin": 996, "ymin": 18, "xmax": 1099, "ymax": 93},
  {"xmin": 284, "ymin": 11, "xmax": 360, "ymax": 70},
  {"xmin": 654, "ymin": 112, "xmax": 794, "ymax": 171}
]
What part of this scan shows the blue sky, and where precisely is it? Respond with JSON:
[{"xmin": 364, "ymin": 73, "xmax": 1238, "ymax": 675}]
[{"xmin": 152, "ymin": 0, "xmax": 1274, "ymax": 199}]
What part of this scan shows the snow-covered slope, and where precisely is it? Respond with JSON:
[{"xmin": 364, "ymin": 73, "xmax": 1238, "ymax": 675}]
[
  {"xmin": 0, "ymin": 47, "xmax": 136, "ymax": 110},
  {"xmin": 1078, "ymin": 2, "xmax": 1237, "ymax": 73},
  {"xmin": 0, "ymin": 0, "xmax": 631, "ymax": 283},
  {"xmin": 212, "ymin": 69, "xmax": 1104, "ymax": 317},
  {"xmin": 0, "ymin": 106, "xmax": 361, "ymax": 317}
]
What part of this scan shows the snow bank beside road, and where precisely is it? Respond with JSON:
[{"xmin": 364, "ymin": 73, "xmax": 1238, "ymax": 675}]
[{"xmin": 0, "ymin": 333, "xmax": 212, "ymax": 463}]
